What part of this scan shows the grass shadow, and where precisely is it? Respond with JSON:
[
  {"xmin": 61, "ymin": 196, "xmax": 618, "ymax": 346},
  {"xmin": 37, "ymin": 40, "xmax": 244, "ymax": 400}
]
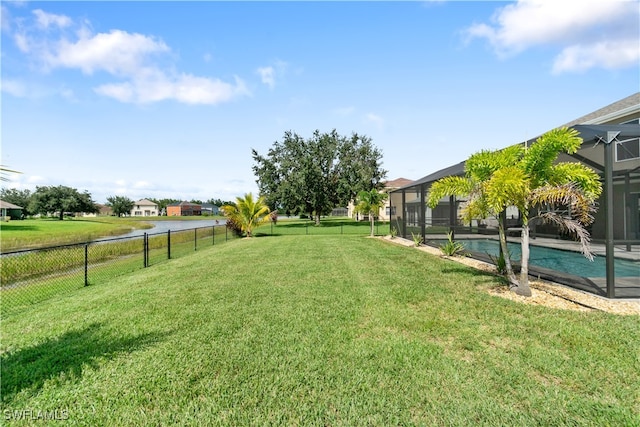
[
  {"xmin": 0, "ymin": 224, "xmax": 39, "ymax": 232},
  {"xmin": 1, "ymin": 322, "xmax": 169, "ymax": 403}
]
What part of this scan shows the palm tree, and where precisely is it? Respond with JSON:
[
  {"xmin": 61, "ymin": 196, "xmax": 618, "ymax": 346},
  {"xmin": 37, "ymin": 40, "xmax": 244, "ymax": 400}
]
[
  {"xmin": 220, "ymin": 193, "xmax": 272, "ymax": 237},
  {"xmin": 355, "ymin": 188, "xmax": 388, "ymax": 237},
  {"xmin": 428, "ymin": 145, "xmax": 523, "ymax": 288},
  {"xmin": 483, "ymin": 128, "xmax": 601, "ymax": 295},
  {"xmin": 429, "ymin": 128, "xmax": 601, "ymax": 297}
]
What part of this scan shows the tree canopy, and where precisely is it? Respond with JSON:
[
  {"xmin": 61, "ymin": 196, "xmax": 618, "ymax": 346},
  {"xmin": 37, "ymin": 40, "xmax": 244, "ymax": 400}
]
[
  {"xmin": 106, "ymin": 195, "xmax": 135, "ymax": 217},
  {"xmin": 29, "ymin": 185, "xmax": 97, "ymax": 220},
  {"xmin": 252, "ymin": 129, "xmax": 386, "ymax": 225},
  {"xmin": 0, "ymin": 188, "xmax": 33, "ymax": 216}
]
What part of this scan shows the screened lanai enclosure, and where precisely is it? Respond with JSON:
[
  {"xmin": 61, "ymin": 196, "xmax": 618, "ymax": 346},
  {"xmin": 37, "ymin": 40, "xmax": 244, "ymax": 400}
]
[{"xmin": 390, "ymin": 124, "xmax": 640, "ymax": 299}]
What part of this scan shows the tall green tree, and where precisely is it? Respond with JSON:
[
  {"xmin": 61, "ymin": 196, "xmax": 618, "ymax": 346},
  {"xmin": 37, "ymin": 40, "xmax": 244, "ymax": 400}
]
[
  {"xmin": 0, "ymin": 188, "xmax": 33, "ymax": 215},
  {"xmin": 428, "ymin": 128, "xmax": 601, "ymax": 297},
  {"xmin": 253, "ymin": 129, "xmax": 386, "ymax": 225},
  {"xmin": 355, "ymin": 189, "xmax": 388, "ymax": 237},
  {"xmin": 29, "ymin": 185, "xmax": 97, "ymax": 220},
  {"xmin": 220, "ymin": 193, "xmax": 271, "ymax": 237},
  {"xmin": 106, "ymin": 195, "xmax": 135, "ymax": 217}
]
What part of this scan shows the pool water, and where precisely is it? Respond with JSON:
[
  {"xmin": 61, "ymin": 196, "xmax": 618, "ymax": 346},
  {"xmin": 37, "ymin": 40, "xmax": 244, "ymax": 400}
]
[{"xmin": 430, "ymin": 239, "xmax": 639, "ymax": 279}]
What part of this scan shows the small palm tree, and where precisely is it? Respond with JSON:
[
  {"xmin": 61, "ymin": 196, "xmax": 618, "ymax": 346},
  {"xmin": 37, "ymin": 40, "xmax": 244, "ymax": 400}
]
[
  {"xmin": 355, "ymin": 188, "xmax": 388, "ymax": 237},
  {"xmin": 428, "ymin": 128, "xmax": 601, "ymax": 297},
  {"xmin": 220, "ymin": 193, "xmax": 271, "ymax": 237},
  {"xmin": 428, "ymin": 146, "xmax": 522, "ymax": 288}
]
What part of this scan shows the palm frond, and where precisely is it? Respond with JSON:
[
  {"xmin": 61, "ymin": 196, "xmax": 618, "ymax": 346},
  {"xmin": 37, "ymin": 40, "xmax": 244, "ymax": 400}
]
[
  {"xmin": 537, "ymin": 212, "xmax": 594, "ymax": 261},
  {"xmin": 530, "ymin": 183, "xmax": 596, "ymax": 226},
  {"xmin": 427, "ymin": 176, "xmax": 473, "ymax": 208},
  {"xmin": 548, "ymin": 163, "xmax": 602, "ymax": 200},
  {"xmin": 485, "ymin": 167, "xmax": 528, "ymax": 212}
]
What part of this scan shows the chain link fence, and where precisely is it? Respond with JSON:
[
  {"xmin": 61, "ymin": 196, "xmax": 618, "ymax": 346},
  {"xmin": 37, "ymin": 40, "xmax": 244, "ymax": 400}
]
[{"xmin": 1, "ymin": 225, "xmax": 236, "ymax": 316}]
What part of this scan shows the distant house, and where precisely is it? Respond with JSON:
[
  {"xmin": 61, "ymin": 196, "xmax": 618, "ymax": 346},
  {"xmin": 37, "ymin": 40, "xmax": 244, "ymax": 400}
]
[
  {"xmin": 200, "ymin": 203, "xmax": 220, "ymax": 216},
  {"xmin": 0, "ymin": 199, "xmax": 23, "ymax": 220},
  {"xmin": 131, "ymin": 199, "xmax": 159, "ymax": 217},
  {"xmin": 98, "ymin": 204, "xmax": 114, "ymax": 216},
  {"xmin": 347, "ymin": 178, "xmax": 414, "ymax": 221},
  {"xmin": 167, "ymin": 201, "xmax": 202, "ymax": 217}
]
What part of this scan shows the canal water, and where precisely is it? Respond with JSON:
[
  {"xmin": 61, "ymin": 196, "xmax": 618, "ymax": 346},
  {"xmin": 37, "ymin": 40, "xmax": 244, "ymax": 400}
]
[{"xmin": 100, "ymin": 219, "xmax": 227, "ymax": 240}]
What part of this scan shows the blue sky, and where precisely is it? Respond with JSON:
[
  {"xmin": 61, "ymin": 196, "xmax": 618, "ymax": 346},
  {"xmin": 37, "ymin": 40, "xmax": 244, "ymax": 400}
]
[{"xmin": 2, "ymin": 1, "xmax": 638, "ymax": 204}]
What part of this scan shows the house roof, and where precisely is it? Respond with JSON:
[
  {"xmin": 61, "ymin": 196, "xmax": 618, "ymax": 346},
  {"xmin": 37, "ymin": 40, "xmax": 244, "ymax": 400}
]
[
  {"xmin": 384, "ymin": 178, "xmax": 413, "ymax": 189},
  {"xmin": 398, "ymin": 161, "xmax": 466, "ymax": 189},
  {"xmin": 561, "ymin": 92, "xmax": 640, "ymax": 127},
  {"xmin": 168, "ymin": 201, "xmax": 201, "ymax": 207},
  {"xmin": 135, "ymin": 199, "xmax": 158, "ymax": 206},
  {"xmin": 0, "ymin": 199, "xmax": 23, "ymax": 209}
]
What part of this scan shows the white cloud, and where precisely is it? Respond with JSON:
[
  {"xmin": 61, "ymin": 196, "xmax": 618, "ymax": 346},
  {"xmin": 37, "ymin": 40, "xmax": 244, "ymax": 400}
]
[
  {"xmin": 6, "ymin": 8, "xmax": 250, "ymax": 105},
  {"xmin": 552, "ymin": 39, "xmax": 640, "ymax": 74},
  {"xmin": 33, "ymin": 9, "xmax": 72, "ymax": 29},
  {"xmin": 1, "ymin": 79, "xmax": 27, "ymax": 97},
  {"xmin": 48, "ymin": 29, "xmax": 170, "ymax": 76},
  {"xmin": 464, "ymin": 0, "xmax": 639, "ymax": 73},
  {"xmin": 256, "ymin": 60, "xmax": 290, "ymax": 89},
  {"xmin": 365, "ymin": 113, "xmax": 384, "ymax": 128},
  {"xmin": 257, "ymin": 66, "xmax": 275, "ymax": 89},
  {"xmin": 95, "ymin": 73, "xmax": 250, "ymax": 105}
]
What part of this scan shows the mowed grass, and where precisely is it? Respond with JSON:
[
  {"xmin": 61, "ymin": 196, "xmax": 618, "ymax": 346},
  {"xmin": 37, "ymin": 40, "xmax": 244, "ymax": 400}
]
[
  {"xmin": 0, "ymin": 217, "xmax": 153, "ymax": 252},
  {"xmin": 1, "ymin": 236, "xmax": 638, "ymax": 426}
]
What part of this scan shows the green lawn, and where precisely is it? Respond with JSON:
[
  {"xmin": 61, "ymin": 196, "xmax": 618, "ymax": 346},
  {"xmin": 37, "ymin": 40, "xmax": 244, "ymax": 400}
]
[{"xmin": 1, "ymin": 235, "xmax": 638, "ymax": 426}]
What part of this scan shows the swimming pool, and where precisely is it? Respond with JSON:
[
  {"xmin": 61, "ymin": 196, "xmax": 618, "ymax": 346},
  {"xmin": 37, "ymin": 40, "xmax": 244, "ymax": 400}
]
[{"xmin": 428, "ymin": 239, "xmax": 639, "ymax": 279}]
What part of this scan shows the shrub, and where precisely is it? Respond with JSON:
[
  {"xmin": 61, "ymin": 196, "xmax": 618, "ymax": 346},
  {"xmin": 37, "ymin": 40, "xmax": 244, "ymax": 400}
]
[{"xmin": 439, "ymin": 232, "xmax": 466, "ymax": 256}]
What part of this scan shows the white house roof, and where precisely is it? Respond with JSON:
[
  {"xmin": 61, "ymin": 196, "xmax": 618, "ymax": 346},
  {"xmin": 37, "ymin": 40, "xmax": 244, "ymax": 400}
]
[
  {"xmin": 135, "ymin": 199, "xmax": 158, "ymax": 206},
  {"xmin": 0, "ymin": 199, "xmax": 23, "ymax": 209}
]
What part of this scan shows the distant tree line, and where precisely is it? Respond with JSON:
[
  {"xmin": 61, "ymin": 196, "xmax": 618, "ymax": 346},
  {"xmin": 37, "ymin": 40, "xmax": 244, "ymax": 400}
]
[{"xmin": 0, "ymin": 186, "xmax": 233, "ymax": 220}]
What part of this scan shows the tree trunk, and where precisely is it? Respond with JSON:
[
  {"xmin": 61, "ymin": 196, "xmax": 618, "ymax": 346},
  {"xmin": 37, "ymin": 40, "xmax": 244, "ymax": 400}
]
[
  {"xmin": 370, "ymin": 214, "xmax": 375, "ymax": 237},
  {"xmin": 515, "ymin": 223, "xmax": 532, "ymax": 297},
  {"xmin": 498, "ymin": 217, "xmax": 519, "ymax": 288},
  {"xmin": 58, "ymin": 210, "xmax": 65, "ymax": 220},
  {"xmin": 315, "ymin": 213, "xmax": 320, "ymax": 226}
]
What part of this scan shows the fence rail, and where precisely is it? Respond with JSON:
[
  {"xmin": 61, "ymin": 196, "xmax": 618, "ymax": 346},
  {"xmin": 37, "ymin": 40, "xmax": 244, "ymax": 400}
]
[{"xmin": 1, "ymin": 225, "xmax": 237, "ymax": 316}]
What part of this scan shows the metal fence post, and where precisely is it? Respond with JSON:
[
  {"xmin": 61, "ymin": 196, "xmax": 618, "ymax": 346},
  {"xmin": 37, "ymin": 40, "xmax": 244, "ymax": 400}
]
[
  {"xmin": 226, "ymin": 226, "xmax": 228, "ymax": 241},
  {"xmin": 195, "ymin": 228, "xmax": 197, "ymax": 251},
  {"xmin": 212, "ymin": 226, "xmax": 215, "ymax": 246},
  {"xmin": 143, "ymin": 233, "xmax": 148, "ymax": 267},
  {"xmin": 84, "ymin": 244, "xmax": 89, "ymax": 286},
  {"xmin": 168, "ymin": 230, "xmax": 171, "ymax": 259}
]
